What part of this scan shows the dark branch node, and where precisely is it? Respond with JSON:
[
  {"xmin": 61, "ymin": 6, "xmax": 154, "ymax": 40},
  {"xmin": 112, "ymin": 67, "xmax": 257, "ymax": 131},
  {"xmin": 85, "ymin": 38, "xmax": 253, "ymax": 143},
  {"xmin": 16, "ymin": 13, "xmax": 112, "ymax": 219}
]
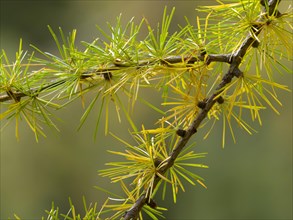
[
  {"xmin": 216, "ymin": 96, "xmax": 225, "ymax": 104},
  {"xmin": 251, "ymin": 23, "xmax": 261, "ymax": 34},
  {"xmin": 103, "ymin": 71, "xmax": 113, "ymax": 81},
  {"xmin": 233, "ymin": 67, "xmax": 243, "ymax": 78},
  {"xmin": 6, "ymin": 89, "xmax": 21, "ymax": 102},
  {"xmin": 197, "ymin": 99, "xmax": 207, "ymax": 109},
  {"xmin": 200, "ymin": 49, "xmax": 207, "ymax": 56},
  {"xmin": 146, "ymin": 198, "xmax": 157, "ymax": 209},
  {"xmin": 176, "ymin": 129, "xmax": 186, "ymax": 137},
  {"xmin": 205, "ymin": 56, "xmax": 212, "ymax": 66},
  {"xmin": 252, "ymin": 40, "xmax": 260, "ymax": 48},
  {"xmin": 154, "ymin": 157, "xmax": 163, "ymax": 168}
]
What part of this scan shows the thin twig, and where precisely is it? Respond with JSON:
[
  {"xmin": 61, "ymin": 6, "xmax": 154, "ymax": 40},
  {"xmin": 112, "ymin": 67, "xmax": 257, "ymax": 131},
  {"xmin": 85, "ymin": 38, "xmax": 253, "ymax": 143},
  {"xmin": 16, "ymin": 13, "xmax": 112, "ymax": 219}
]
[{"xmin": 0, "ymin": 54, "xmax": 230, "ymax": 103}]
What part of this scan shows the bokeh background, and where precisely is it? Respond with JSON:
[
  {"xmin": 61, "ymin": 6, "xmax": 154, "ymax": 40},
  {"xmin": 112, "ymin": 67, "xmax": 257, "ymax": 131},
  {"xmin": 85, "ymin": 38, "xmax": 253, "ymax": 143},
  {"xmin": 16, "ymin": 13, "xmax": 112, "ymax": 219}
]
[{"xmin": 0, "ymin": 1, "xmax": 292, "ymax": 219}]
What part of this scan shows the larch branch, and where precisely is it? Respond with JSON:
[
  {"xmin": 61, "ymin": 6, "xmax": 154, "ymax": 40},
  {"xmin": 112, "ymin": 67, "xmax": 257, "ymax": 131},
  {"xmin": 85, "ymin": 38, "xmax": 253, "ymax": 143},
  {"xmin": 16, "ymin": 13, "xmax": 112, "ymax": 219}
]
[{"xmin": 122, "ymin": 0, "xmax": 283, "ymax": 219}]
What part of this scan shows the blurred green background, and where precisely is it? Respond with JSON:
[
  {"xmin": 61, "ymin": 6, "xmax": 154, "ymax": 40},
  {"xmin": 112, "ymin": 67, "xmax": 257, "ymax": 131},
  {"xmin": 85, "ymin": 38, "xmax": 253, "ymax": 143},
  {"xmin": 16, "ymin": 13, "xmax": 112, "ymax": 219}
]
[{"xmin": 0, "ymin": 1, "xmax": 292, "ymax": 219}]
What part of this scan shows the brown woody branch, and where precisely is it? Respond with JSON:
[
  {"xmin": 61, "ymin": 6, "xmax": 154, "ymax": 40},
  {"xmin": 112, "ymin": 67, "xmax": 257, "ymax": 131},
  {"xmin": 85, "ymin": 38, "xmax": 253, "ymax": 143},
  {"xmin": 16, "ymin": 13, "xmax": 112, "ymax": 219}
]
[{"xmin": 122, "ymin": 0, "xmax": 283, "ymax": 219}]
